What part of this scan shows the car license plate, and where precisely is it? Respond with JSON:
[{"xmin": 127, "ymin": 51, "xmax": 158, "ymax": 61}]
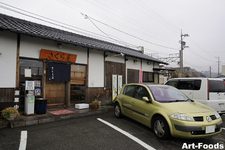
[{"xmin": 205, "ymin": 125, "xmax": 215, "ymax": 134}]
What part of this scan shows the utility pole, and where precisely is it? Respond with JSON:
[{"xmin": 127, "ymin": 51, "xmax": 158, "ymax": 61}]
[
  {"xmin": 179, "ymin": 30, "xmax": 189, "ymax": 77},
  {"xmin": 215, "ymin": 57, "xmax": 220, "ymax": 75},
  {"xmin": 209, "ymin": 66, "xmax": 211, "ymax": 78}
]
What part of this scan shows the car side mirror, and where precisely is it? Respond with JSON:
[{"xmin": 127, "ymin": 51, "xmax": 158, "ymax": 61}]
[{"xmin": 142, "ymin": 97, "xmax": 150, "ymax": 102}]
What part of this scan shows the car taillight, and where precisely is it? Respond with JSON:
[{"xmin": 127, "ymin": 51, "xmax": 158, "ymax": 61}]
[{"xmin": 207, "ymin": 79, "xmax": 209, "ymax": 100}]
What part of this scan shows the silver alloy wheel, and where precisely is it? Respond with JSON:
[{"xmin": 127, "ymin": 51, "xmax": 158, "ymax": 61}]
[
  {"xmin": 115, "ymin": 105, "xmax": 120, "ymax": 117},
  {"xmin": 154, "ymin": 119, "xmax": 165, "ymax": 137}
]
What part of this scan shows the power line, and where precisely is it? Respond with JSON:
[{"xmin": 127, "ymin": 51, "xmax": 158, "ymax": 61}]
[
  {"xmin": 185, "ymin": 49, "xmax": 215, "ymax": 62},
  {"xmin": 83, "ymin": 14, "xmax": 138, "ymax": 49},
  {"xmin": 84, "ymin": 14, "xmax": 178, "ymax": 50},
  {"xmin": 0, "ymin": 2, "xmax": 138, "ymax": 49},
  {"xmin": 188, "ymin": 37, "xmax": 215, "ymax": 57},
  {"xmin": 0, "ymin": 1, "xmax": 180, "ymax": 55},
  {"xmin": 63, "ymin": 0, "xmax": 179, "ymax": 46},
  {"xmin": 0, "ymin": 2, "xmax": 104, "ymax": 39},
  {"xmin": 128, "ymin": 0, "xmax": 180, "ymax": 33}
]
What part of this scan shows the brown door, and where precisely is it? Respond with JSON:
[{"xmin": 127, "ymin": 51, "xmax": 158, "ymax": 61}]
[
  {"xmin": 46, "ymin": 63, "xmax": 67, "ymax": 108},
  {"xmin": 45, "ymin": 80, "xmax": 66, "ymax": 108}
]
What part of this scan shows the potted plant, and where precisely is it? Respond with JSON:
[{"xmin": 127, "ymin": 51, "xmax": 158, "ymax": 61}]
[
  {"xmin": 2, "ymin": 107, "xmax": 20, "ymax": 120},
  {"xmin": 89, "ymin": 100, "xmax": 100, "ymax": 109}
]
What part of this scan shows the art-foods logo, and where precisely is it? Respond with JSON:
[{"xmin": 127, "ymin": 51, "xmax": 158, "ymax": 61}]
[{"xmin": 182, "ymin": 143, "xmax": 224, "ymax": 149}]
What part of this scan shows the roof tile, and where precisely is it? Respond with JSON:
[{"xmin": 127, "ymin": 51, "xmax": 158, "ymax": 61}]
[{"xmin": 0, "ymin": 13, "xmax": 167, "ymax": 64}]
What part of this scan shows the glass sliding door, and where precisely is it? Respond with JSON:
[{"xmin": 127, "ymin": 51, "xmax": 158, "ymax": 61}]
[{"xmin": 70, "ymin": 65, "xmax": 86, "ymax": 104}]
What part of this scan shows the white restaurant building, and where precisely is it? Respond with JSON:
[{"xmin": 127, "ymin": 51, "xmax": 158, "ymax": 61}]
[{"xmin": 0, "ymin": 13, "xmax": 168, "ymax": 112}]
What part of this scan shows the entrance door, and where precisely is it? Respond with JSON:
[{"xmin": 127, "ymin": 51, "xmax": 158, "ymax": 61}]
[
  {"xmin": 45, "ymin": 81, "xmax": 65, "ymax": 108},
  {"xmin": 70, "ymin": 65, "xmax": 86, "ymax": 104},
  {"xmin": 45, "ymin": 62, "xmax": 71, "ymax": 108}
]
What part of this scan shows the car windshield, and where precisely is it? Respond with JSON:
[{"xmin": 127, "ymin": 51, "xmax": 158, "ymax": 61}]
[{"xmin": 149, "ymin": 86, "xmax": 189, "ymax": 103}]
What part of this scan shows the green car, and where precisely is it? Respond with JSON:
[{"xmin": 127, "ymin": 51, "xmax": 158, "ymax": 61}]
[{"xmin": 113, "ymin": 83, "xmax": 223, "ymax": 139}]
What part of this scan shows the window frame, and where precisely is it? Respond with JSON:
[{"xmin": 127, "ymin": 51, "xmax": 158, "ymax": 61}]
[{"xmin": 133, "ymin": 85, "xmax": 150, "ymax": 101}]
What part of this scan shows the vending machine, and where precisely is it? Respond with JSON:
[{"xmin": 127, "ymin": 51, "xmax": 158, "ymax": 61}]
[{"xmin": 25, "ymin": 81, "xmax": 35, "ymax": 115}]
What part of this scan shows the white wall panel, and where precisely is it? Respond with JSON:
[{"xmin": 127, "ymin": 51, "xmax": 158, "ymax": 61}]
[
  {"xmin": 89, "ymin": 50, "xmax": 104, "ymax": 87},
  {"xmin": 142, "ymin": 60, "xmax": 153, "ymax": 72},
  {"xmin": 20, "ymin": 35, "xmax": 87, "ymax": 64},
  {"xmin": 222, "ymin": 65, "xmax": 225, "ymax": 76},
  {"xmin": 0, "ymin": 31, "xmax": 17, "ymax": 88},
  {"xmin": 126, "ymin": 58, "xmax": 141, "ymax": 70}
]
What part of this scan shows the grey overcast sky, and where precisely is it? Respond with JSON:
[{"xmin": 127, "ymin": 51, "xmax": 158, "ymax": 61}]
[{"xmin": 0, "ymin": 0, "xmax": 224, "ymax": 73}]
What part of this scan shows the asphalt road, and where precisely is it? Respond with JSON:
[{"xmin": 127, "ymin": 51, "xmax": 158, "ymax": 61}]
[{"xmin": 0, "ymin": 112, "xmax": 224, "ymax": 150}]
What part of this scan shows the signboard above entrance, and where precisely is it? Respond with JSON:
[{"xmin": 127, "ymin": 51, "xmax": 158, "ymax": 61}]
[{"xmin": 40, "ymin": 49, "xmax": 77, "ymax": 63}]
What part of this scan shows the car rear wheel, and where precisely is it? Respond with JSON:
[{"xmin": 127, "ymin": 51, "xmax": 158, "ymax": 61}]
[
  {"xmin": 114, "ymin": 103, "xmax": 122, "ymax": 118},
  {"xmin": 153, "ymin": 116, "xmax": 170, "ymax": 140}
]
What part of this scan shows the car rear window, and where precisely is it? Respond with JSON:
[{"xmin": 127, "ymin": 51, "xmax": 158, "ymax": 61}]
[
  {"xmin": 209, "ymin": 80, "xmax": 225, "ymax": 92},
  {"xmin": 166, "ymin": 80, "xmax": 201, "ymax": 90}
]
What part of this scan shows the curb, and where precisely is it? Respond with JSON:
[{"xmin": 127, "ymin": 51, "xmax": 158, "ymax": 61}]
[{"xmin": 8, "ymin": 108, "xmax": 113, "ymax": 128}]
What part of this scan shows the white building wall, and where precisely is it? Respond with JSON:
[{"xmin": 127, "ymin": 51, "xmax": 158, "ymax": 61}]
[
  {"xmin": 126, "ymin": 58, "xmax": 141, "ymax": 83},
  {"xmin": 222, "ymin": 65, "xmax": 225, "ymax": 76},
  {"xmin": 126, "ymin": 58, "xmax": 141, "ymax": 70},
  {"xmin": 20, "ymin": 35, "xmax": 87, "ymax": 64},
  {"xmin": 142, "ymin": 60, "xmax": 153, "ymax": 72},
  {"xmin": 89, "ymin": 50, "xmax": 104, "ymax": 87},
  {"xmin": 0, "ymin": 31, "xmax": 17, "ymax": 88}
]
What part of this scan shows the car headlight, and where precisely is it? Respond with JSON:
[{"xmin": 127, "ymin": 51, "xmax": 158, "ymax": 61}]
[
  {"xmin": 170, "ymin": 113, "xmax": 194, "ymax": 121},
  {"xmin": 215, "ymin": 111, "xmax": 220, "ymax": 119}
]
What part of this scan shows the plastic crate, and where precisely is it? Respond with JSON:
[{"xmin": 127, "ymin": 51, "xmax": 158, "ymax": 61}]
[{"xmin": 75, "ymin": 103, "xmax": 89, "ymax": 109}]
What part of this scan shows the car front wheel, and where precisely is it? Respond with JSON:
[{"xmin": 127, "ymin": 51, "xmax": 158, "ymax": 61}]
[
  {"xmin": 114, "ymin": 103, "xmax": 122, "ymax": 118},
  {"xmin": 153, "ymin": 116, "xmax": 170, "ymax": 140}
]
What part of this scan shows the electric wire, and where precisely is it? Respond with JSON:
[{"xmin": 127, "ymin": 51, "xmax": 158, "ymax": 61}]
[
  {"xmin": 127, "ymin": 0, "xmax": 180, "ymax": 33},
  {"xmin": 85, "ymin": 0, "xmax": 178, "ymax": 44},
  {"xmin": 84, "ymin": 14, "xmax": 138, "ymax": 48},
  {"xmin": 137, "ymin": 0, "xmax": 180, "ymax": 32},
  {"xmin": 0, "ymin": 2, "xmax": 107, "ymax": 40},
  {"xmin": 188, "ymin": 37, "xmax": 216, "ymax": 57},
  {"xmin": 0, "ymin": 2, "xmax": 138, "ymax": 49},
  {"xmin": 63, "ymin": 0, "xmax": 179, "ymax": 46},
  {"xmin": 85, "ymin": 14, "xmax": 178, "ymax": 50}
]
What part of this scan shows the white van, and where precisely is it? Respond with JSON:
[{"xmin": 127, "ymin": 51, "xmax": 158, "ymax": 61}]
[{"xmin": 165, "ymin": 78, "xmax": 225, "ymax": 114}]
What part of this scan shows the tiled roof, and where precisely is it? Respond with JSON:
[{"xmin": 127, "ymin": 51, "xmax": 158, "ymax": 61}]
[{"xmin": 0, "ymin": 13, "xmax": 167, "ymax": 64}]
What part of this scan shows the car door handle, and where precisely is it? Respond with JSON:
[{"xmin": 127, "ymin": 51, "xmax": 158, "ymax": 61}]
[
  {"xmin": 121, "ymin": 98, "xmax": 124, "ymax": 100},
  {"xmin": 132, "ymin": 101, "xmax": 136, "ymax": 104}
]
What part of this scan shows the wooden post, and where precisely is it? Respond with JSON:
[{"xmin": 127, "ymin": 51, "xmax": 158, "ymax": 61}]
[
  {"xmin": 65, "ymin": 81, "xmax": 70, "ymax": 108},
  {"xmin": 86, "ymin": 48, "xmax": 89, "ymax": 103},
  {"xmin": 42, "ymin": 61, "xmax": 46, "ymax": 98},
  {"xmin": 16, "ymin": 34, "xmax": 20, "ymax": 88}
]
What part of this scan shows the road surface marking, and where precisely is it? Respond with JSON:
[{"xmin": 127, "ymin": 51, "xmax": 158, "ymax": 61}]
[
  {"xmin": 97, "ymin": 118, "xmax": 155, "ymax": 150},
  {"xmin": 19, "ymin": 131, "xmax": 27, "ymax": 150}
]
